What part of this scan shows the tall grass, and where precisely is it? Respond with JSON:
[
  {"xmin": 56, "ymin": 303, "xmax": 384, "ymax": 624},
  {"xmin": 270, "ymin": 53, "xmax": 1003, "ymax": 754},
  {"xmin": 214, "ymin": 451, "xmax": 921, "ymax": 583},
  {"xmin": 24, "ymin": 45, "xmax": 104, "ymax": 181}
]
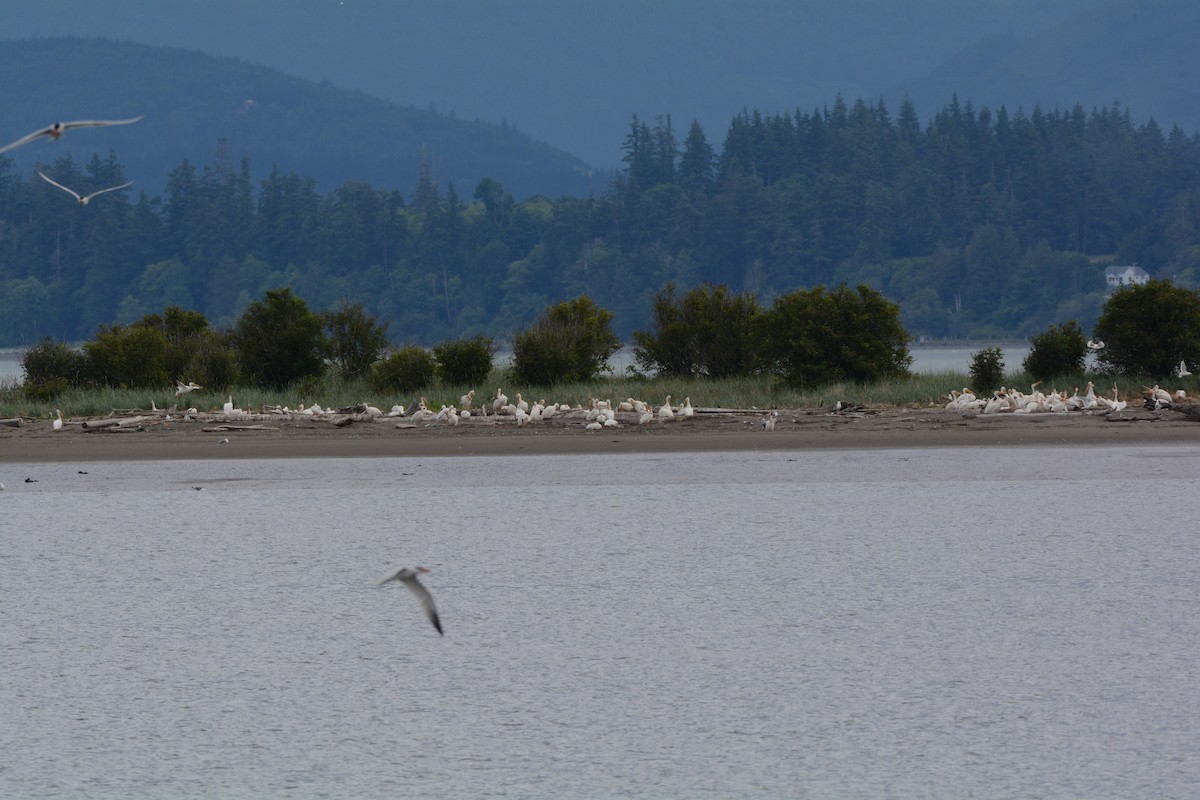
[{"xmin": 2, "ymin": 365, "xmax": 1191, "ymax": 421}]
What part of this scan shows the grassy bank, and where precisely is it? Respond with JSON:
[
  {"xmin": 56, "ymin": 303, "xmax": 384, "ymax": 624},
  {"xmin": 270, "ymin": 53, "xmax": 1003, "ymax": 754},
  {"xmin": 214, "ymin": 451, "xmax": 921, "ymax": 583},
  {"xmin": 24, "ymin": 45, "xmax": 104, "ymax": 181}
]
[{"xmin": 1, "ymin": 368, "xmax": 1184, "ymax": 422}]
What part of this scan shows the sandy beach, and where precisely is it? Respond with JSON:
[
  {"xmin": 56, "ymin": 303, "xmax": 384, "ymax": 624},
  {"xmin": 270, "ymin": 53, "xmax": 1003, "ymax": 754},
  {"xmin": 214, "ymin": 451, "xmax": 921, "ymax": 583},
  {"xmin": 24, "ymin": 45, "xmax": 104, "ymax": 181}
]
[{"xmin": 2, "ymin": 405, "xmax": 1196, "ymax": 463}]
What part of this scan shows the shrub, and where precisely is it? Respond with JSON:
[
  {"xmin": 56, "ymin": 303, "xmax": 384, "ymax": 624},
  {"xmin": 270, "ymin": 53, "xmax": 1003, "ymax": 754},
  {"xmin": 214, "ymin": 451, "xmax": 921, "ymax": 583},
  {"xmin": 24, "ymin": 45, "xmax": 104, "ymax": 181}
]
[
  {"xmin": 756, "ymin": 284, "xmax": 912, "ymax": 386},
  {"xmin": 83, "ymin": 324, "xmax": 170, "ymax": 388},
  {"xmin": 230, "ymin": 288, "xmax": 327, "ymax": 388},
  {"xmin": 433, "ymin": 336, "xmax": 494, "ymax": 385},
  {"xmin": 510, "ymin": 296, "xmax": 620, "ymax": 385},
  {"xmin": 324, "ymin": 301, "xmax": 390, "ymax": 379},
  {"xmin": 633, "ymin": 283, "xmax": 760, "ymax": 377},
  {"xmin": 20, "ymin": 338, "xmax": 87, "ymax": 393},
  {"xmin": 370, "ymin": 346, "xmax": 436, "ymax": 393},
  {"xmin": 1023, "ymin": 320, "xmax": 1087, "ymax": 379},
  {"xmin": 1092, "ymin": 279, "xmax": 1200, "ymax": 377},
  {"xmin": 133, "ymin": 306, "xmax": 238, "ymax": 387},
  {"xmin": 969, "ymin": 347, "xmax": 1005, "ymax": 391}
]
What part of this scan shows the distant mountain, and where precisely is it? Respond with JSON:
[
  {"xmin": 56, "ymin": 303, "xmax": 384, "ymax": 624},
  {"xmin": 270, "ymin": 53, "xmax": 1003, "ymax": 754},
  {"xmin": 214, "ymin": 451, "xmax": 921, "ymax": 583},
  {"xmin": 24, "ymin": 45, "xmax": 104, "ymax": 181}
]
[
  {"xmin": 0, "ymin": 37, "xmax": 606, "ymax": 199},
  {"xmin": 889, "ymin": 0, "xmax": 1200, "ymax": 133}
]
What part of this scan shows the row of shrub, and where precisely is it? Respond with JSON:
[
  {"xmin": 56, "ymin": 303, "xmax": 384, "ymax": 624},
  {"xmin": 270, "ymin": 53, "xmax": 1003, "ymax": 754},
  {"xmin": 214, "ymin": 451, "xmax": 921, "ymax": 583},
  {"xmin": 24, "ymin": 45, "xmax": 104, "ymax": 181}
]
[{"xmin": 17, "ymin": 279, "xmax": 1200, "ymax": 400}]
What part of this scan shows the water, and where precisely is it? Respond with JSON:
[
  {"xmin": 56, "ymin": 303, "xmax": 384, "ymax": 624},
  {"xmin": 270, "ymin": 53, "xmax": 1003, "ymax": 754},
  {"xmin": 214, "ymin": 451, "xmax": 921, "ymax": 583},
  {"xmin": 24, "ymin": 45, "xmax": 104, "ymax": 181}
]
[{"xmin": 3, "ymin": 446, "xmax": 1198, "ymax": 798}]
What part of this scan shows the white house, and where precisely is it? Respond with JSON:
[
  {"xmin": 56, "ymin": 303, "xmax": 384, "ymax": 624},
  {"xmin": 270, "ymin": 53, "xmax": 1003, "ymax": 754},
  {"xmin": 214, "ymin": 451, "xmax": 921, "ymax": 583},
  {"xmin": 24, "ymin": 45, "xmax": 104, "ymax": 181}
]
[{"xmin": 1105, "ymin": 264, "xmax": 1150, "ymax": 288}]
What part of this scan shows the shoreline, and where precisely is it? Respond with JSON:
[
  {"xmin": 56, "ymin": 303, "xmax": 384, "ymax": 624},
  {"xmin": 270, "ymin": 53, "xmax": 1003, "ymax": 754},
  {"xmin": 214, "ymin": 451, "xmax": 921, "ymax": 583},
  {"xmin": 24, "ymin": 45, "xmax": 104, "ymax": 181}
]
[{"xmin": 2, "ymin": 406, "xmax": 1196, "ymax": 463}]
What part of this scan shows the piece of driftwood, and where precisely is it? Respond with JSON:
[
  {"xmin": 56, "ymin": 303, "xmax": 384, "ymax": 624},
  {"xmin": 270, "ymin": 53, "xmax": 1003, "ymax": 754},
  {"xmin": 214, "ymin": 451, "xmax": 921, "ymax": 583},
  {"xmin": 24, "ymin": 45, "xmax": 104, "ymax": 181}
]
[
  {"xmin": 0, "ymin": 417, "xmax": 23, "ymax": 427},
  {"xmin": 81, "ymin": 415, "xmax": 145, "ymax": 429},
  {"xmin": 1176, "ymin": 403, "xmax": 1200, "ymax": 422},
  {"xmin": 200, "ymin": 424, "xmax": 280, "ymax": 432}
]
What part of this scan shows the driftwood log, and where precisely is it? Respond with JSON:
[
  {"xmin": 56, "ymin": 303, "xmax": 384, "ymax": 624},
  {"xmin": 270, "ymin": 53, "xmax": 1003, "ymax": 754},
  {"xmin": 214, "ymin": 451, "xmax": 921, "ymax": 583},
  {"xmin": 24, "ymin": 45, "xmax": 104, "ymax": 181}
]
[
  {"xmin": 81, "ymin": 415, "xmax": 145, "ymax": 429},
  {"xmin": 0, "ymin": 417, "xmax": 22, "ymax": 427}
]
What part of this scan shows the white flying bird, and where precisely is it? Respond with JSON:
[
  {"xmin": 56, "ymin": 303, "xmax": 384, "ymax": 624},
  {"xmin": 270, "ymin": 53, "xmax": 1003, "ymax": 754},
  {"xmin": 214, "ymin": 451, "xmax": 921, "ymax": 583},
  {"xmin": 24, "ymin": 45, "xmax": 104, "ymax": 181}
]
[
  {"xmin": 38, "ymin": 171, "xmax": 132, "ymax": 206},
  {"xmin": 0, "ymin": 115, "xmax": 144, "ymax": 155},
  {"xmin": 378, "ymin": 566, "xmax": 443, "ymax": 635},
  {"xmin": 1087, "ymin": 339, "xmax": 1105, "ymax": 351}
]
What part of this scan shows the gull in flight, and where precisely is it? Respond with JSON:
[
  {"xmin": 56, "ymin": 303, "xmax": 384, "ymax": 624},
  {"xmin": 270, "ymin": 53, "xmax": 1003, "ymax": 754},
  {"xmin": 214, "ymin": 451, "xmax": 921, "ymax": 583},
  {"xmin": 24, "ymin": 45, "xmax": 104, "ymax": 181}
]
[
  {"xmin": 378, "ymin": 566, "xmax": 443, "ymax": 635},
  {"xmin": 1177, "ymin": 360, "xmax": 1193, "ymax": 378},
  {"xmin": 0, "ymin": 115, "xmax": 145, "ymax": 155},
  {"xmin": 38, "ymin": 171, "xmax": 133, "ymax": 206},
  {"xmin": 1087, "ymin": 339, "xmax": 1105, "ymax": 351}
]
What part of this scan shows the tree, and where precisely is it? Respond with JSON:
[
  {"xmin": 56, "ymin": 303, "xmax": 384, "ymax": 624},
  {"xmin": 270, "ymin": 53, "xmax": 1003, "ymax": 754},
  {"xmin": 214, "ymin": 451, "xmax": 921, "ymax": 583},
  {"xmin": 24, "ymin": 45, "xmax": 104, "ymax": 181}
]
[
  {"xmin": 230, "ymin": 288, "xmax": 327, "ymax": 388},
  {"xmin": 433, "ymin": 336, "xmax": 494, "ymax": 385},
  {"xmin": 324, "ymin": 301, "xmax": 390, "ymax": 379},
  {"xmin": 756, "ymin": 284, "xmax": 912, "ymax": 386},
  {"xmin": 969, "ymin": 347, "xmax": 1005, "ymax": 392},
  {"xmin": 633, "ymin": 283, "xmax": 760, "ymax": 377},
  {"xmin": 370, "ymin": 346, "xmax": 435, "ymax": 393},
  {"xmin": 510, "ymin": 296, "xmax": 620, "ymax": 385},
  {"xmin": 1023, "ymin": 320, "xmax": 1087, "ymax": 379},
  {"xmin": 1092, "ymin": 280, "xmax": 1200, "ymax": 377},
  {"xmin": 83, "ymin": 324, "xmax": 170, "ymax": 388}
]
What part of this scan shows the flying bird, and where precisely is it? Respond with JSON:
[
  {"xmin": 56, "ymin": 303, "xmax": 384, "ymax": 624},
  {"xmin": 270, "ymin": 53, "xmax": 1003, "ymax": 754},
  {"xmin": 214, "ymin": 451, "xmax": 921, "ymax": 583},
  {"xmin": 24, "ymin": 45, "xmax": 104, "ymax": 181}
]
[
  {"xmin": 175, "ymin": 380, "xmax": 202, "ymax": 398},
  {"xmin": 1087, "ymin": 339, "xmax": 1105, "ymax": 351},
  {"xmin": 1177, "ymin": 360, "xmax": 1193, "ymax": 378},
  {"xmin": 378, "ymin": 566, "xmax": 443, "ymax": 635},
  {"xmin": 0, "ymin": 115, "xmax": 144, "ymax": 155},
  {"xmin": 38, "ymin": 171, "xmax": 133, "ymax": 206}
]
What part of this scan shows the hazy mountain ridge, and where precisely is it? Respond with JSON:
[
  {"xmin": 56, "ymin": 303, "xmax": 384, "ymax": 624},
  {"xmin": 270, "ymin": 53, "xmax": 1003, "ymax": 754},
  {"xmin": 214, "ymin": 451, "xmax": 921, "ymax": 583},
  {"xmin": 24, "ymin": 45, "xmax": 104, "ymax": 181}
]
[
  {"xmin": 0, "ymin": 37, "xmax": 606, "ymax": 199},
  {"xmin": 889, "ymin": 0, "xmax": 1200, "ymax": 133}
]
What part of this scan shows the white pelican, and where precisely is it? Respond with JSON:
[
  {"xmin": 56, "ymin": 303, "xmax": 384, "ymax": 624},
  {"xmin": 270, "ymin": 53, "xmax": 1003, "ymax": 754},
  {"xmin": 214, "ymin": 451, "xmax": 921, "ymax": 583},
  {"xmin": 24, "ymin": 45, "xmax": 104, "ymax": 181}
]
[
  {"xmin": 175, "ymin": 380, "xmax": 202, "ymax": 398},
  {"xmin": 515, "ymin": 392, "xmax": 529, "ymax": 413},
  {"xmin": 638, "ymin": 408, "xmax": 654, "ymax": 426},
  {"xmin": 1087, "ymin": 339, "xmax": 1105, "ymax": 351},
  {"xmin": 52, "ymin": 409, "xmax": 64, "ymax": 430},
  {"xmin": 585, "ymin": 420, "xmax": 603, "ymax": 430},
  {"xmin": 38, "ymin": 171, "xmax": 133, "ymax": 206},
  {"xmin": 0, "ymin": 115, "xmax": 145, "ymax": 155},
  {"xmin": 762, "ymin": 410, "xmax": 778, "ymax": 430},
  {"xmin": 377, "ymin": 566, "xmax": 443, "ymax": 635},
  {"xmin": 1177, "ymin": 360, "xmax": 1193, "ymax": 378},
  {"xmin": 493, "ymin": 388, "xmax": 508, "ymax": 414},
  {"xmin": 460, "ymin": 389, "xmax": 475, "ymax": 410},
  {"xmin": 223, "ymin": 395, "xmax": 234, "ymax": 415},
  {"xmin": 657, "ymin": 395, "xmax": 675, "ymax": 420},
  {"xmin": 679, "ymin": 397, "xmax": 695, "ymax": 418},
  {"xmin": 387, "ymin": 404, "xmax": 405, "ymax": 417},
  {"xmin": 1109, "ymin": 386, "xmax": 1127, "ymax": 413}
]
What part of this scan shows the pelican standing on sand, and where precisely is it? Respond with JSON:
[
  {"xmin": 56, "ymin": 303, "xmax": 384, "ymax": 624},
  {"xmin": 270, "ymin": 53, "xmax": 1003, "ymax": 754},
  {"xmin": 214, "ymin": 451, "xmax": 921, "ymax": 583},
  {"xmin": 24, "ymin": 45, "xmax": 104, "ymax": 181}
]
[
  {"xmin": 52, "ymin": 409, "xmax": 64, "ymax": 430},
  {"xmin": 378, "ymin": 566, "xmax": 443, "ymax": 635},
  {"xmin": 38, "ymin": 171, "xmax": 133, "ymax": 206},
  {"xmin": 0, "ymin": 115, "xmax": 145, "ymax": 154}
]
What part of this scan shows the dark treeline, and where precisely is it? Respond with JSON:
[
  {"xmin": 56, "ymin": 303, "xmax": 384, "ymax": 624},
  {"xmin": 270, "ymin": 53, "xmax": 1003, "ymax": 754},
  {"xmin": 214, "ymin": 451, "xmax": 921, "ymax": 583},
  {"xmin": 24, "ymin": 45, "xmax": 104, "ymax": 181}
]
[{"xmin": 2, "ymin": 96, "xmax": 1199, "ymax": 347}]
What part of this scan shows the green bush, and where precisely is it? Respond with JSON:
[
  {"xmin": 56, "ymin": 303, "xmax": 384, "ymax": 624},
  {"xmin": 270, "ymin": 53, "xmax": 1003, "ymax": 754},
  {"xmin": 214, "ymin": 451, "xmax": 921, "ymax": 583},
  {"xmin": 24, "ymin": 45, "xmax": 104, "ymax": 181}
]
[
  {"xmin": 1023, "ymin": 320, "xmax": 1087, "ymax": 380},
  {"xmin": 510, "ymin": 296, "xmax": 620, "ymax": 385},
  {"xmin": 324, "ymin": 301, "xmax": 390, "ymax": 379},
  {"xmin": 433, "ymin": 336, "xmax": 494, "ymax": 385},
  {"xmin": 633, "ymin": 283, "xmax": 760, "ymax": 377},
  {"xmin": 756, "ymin": 283, "xmax": 912, "ymax": 387},
  {"xmin": 20, "ymin": 338, "xmax": 87, "ymax": 393},
  {"xmin": 371, "ymin": 346, "xmax": 436, "ymax": 393},
  {"xmin": 968, "ymin": 347, "xmax": 1005, "ymax": 391},
  {"xmin": 230, "ymin": 288, "xmax": 327, "ymax": 389},
  {"xmin": 83, "ymin": 324, "xmax": 170, "ymax": 388},
  {"xmin": 133, "ymin": 306, "xmax": 238, "ymax": 387},
  {"xmin": 1092, "ymin": 280, "xmax": 1200, "ymax": 377}
]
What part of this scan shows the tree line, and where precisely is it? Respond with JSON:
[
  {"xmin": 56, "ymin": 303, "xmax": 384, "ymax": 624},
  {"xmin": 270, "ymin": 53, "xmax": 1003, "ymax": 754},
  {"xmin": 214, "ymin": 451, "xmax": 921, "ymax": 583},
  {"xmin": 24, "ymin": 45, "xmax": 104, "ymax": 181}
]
[{"xmin": 2, "ymin": 96, "xmax": 1198, "ymax": 348}]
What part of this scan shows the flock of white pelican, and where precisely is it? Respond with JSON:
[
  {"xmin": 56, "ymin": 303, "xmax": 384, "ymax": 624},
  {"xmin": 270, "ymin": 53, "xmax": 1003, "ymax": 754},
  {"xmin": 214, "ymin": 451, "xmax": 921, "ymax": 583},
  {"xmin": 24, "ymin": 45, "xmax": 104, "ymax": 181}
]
[{"xmin": 945, "ymin": 379, "xmax": 1191, "ymax": 415}]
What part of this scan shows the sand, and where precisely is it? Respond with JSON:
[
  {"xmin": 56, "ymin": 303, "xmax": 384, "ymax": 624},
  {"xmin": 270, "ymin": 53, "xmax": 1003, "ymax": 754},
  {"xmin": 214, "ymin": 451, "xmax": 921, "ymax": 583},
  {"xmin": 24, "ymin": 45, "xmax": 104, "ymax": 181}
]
[{"xmin": 1, "ymin": 405, "xmax": 1196, "ymax": 463}]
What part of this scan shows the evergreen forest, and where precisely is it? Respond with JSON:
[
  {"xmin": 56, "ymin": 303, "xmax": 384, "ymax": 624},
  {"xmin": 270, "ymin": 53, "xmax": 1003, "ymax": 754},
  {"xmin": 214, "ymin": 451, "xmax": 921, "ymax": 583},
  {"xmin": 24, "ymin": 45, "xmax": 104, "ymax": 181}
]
[{"xmin": 2, "ymin": 95, "xmax": 1198, "ymax": 349}]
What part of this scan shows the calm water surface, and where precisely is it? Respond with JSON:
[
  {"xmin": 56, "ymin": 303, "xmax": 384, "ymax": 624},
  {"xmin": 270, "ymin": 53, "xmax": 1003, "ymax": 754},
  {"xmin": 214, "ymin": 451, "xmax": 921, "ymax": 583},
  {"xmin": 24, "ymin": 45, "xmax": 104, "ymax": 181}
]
[{"xmin": 2, "ymin": 446, "xmax": 1198, "ymax": 799}]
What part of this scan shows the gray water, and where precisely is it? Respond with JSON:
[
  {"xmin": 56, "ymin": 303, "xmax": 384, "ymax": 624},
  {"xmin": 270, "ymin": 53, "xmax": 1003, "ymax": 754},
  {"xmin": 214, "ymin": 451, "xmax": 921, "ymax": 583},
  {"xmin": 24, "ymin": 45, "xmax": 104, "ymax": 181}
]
[{"xmin": 3, "ymin": 446, "xmax": 1199, "ymax": 799}]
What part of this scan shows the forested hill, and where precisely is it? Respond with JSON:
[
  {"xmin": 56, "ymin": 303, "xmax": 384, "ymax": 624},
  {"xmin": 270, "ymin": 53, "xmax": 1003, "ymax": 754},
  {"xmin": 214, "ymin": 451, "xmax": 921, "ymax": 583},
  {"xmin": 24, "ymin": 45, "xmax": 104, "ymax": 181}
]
[
  {"xmin": 0, "ymin": 37, "xmax": 604, "ymax": 199},
  {"xmin": 1, "ymin": 96, "xmax": 1198, "ymax": 349}
]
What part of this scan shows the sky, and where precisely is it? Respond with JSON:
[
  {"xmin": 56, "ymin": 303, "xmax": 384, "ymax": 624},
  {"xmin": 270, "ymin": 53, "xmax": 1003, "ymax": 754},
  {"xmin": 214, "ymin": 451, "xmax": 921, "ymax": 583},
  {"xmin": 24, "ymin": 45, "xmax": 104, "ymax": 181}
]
[{"xmin": 0, "ymin": 0, "xmax": 1132, "ymax": 167}]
